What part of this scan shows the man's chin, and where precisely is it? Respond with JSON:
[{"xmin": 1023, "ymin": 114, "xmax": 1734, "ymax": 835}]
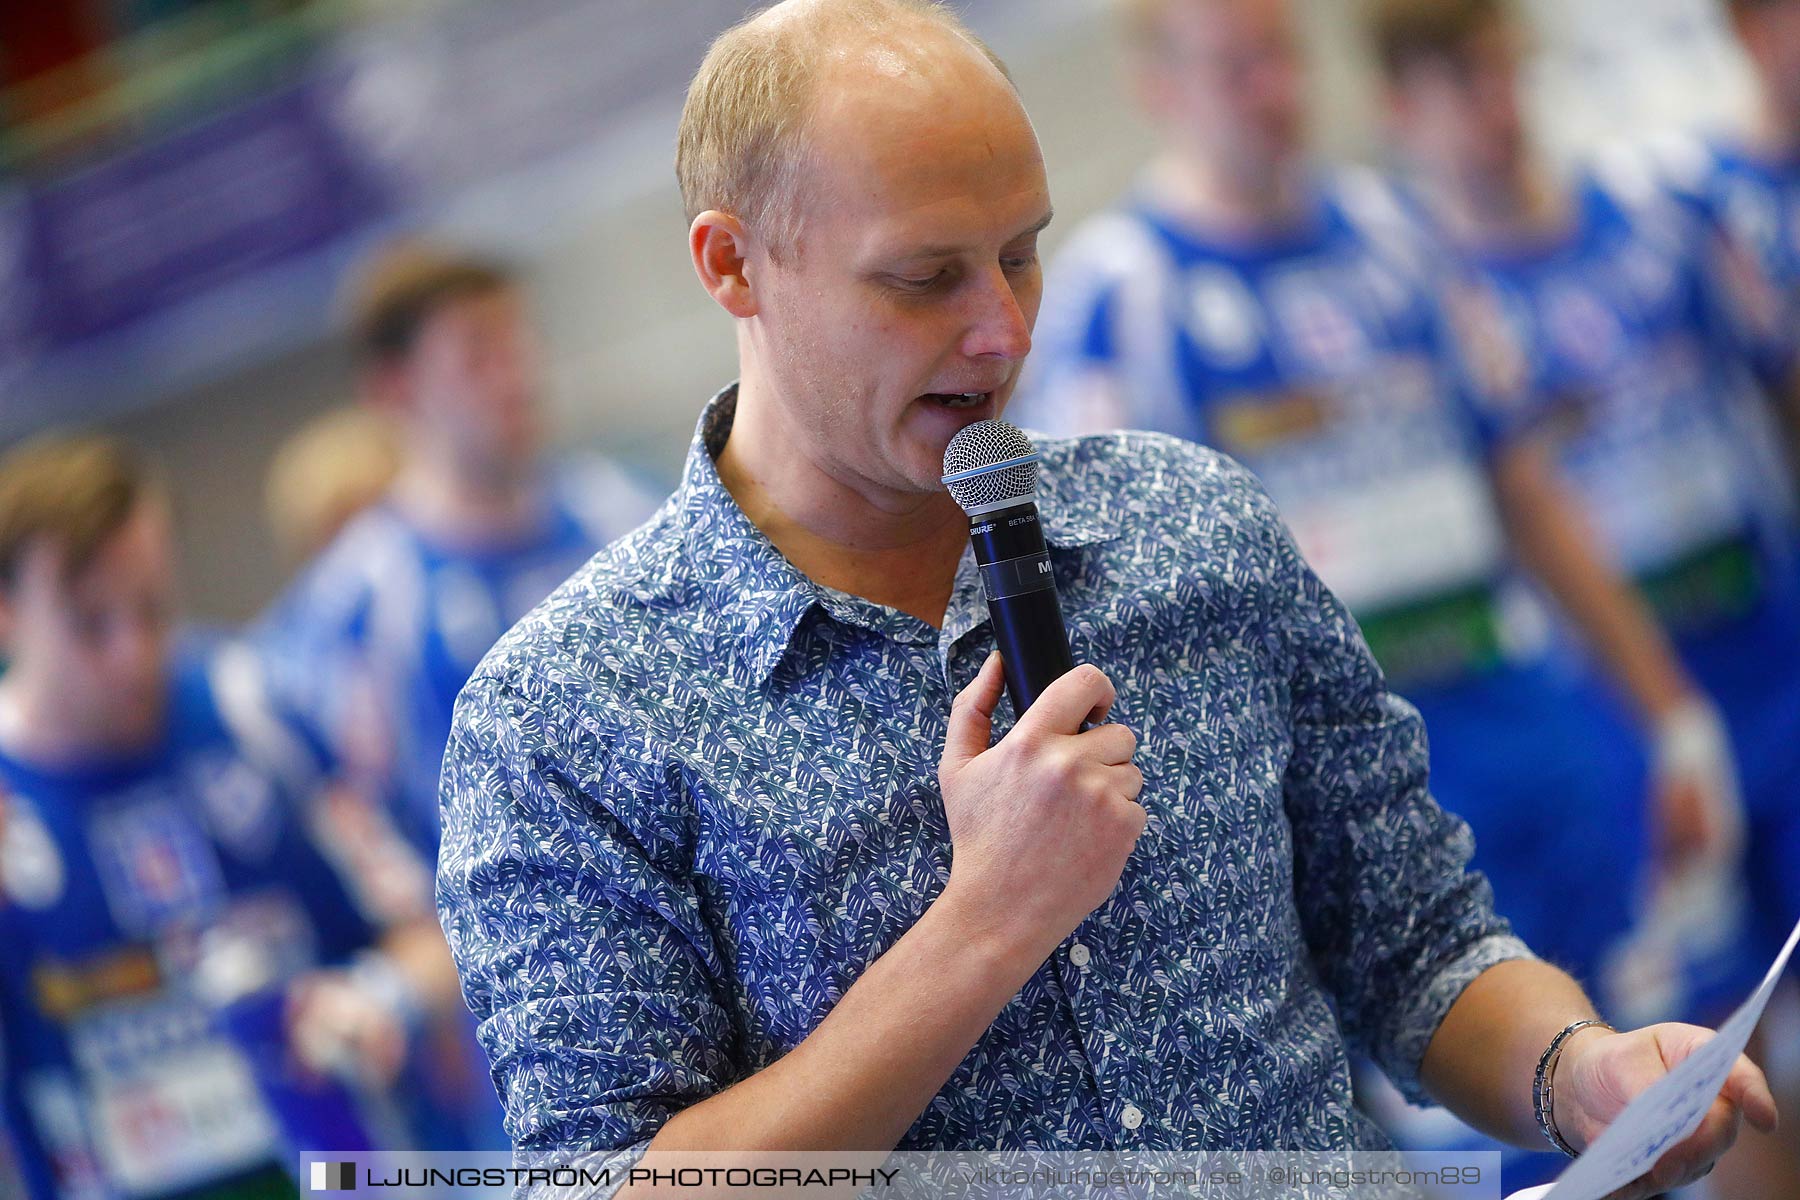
[{"xmin": 86, "ymin": 701, "xmax": 164, "ymax": 755}]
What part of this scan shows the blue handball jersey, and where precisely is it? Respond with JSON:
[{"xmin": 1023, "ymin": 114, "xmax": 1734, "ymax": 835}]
[
  {"xmin": 1017, "ymin": 171, "xmax": 1551, "ymax": 686},
  {"xmin": 1441, "ymin": 164, "xmax": 1800, "ymax": 962},
  {"xmin": 0, "ymin": 643, "xmax": 405, "ymax": 1200},
  {"xmin": 255, "ymin": 457, "xmax": 661, "ymax": 856},
  {"xmin": 1448, "ymin": 170, "xmax": 1798, "ymax": 606}
]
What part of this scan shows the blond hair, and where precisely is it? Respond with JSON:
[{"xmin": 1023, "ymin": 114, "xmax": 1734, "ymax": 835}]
[
  {"xmin": 676, "ymin": 0, "xmax": 1012, "ymax": 259},
  {"xmin": 265, "ymin": 406, "xmax": 401, "ymax": 563},
  {"xmin": 0, "ymin": 434, "xmax": 156, "ymax": 589}
]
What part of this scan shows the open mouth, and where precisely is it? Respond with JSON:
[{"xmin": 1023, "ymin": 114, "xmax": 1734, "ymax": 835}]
[{"xmin": 920, "ymin": 391, "xmax": 992, "ymax": 409}]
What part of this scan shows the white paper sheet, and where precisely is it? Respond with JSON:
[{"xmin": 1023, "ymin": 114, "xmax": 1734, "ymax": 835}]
[{"xmin": 1502, "ymin": 915, "xmax": 1800, "ymax": 1200}]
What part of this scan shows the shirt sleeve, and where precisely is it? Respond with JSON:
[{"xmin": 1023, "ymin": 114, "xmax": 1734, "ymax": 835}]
[
  {"xmin": 1251, "ymin": 471, "xmax": 1535, "ymax": 1104},
  {"xmin": 436, "ymin": 669, "xmax": 740, "ymax": 1161}
]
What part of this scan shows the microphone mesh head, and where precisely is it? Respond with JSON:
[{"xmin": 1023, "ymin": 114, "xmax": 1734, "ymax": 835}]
[{"xmin": 942, "ymin": 420, "xmax": 1039, "ymax": 512}]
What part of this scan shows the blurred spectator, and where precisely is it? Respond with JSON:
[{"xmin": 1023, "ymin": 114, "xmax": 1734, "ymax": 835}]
[
  {"xmin": 256, "ymin": 240, "xmax": 661, "ymax": 862},
  {"xmin": 1372, "ymin": 0, "xmax": 1800, "ymax": 1191},
  {"xmin": 264, "ymin": 405, "xmax": 401, "ymax": 568},
  {"xmin": 253, "ymin": 240, "xmax": 662, "ymax": 1151},
  {"xmin": 1674, "ymin": 0, "xmax": 1800, "ymax": 448},
  {"xmin": 1014, "ymin": 0, "xmax": 1745, "ymax": 1182},
  {"xmin": 0, "ymin": 434, "xmax": 458, "ymax": 1200},
  {"xmin": 1716, "ymin": 0, "xmax": 1800, "ymax": 303}
]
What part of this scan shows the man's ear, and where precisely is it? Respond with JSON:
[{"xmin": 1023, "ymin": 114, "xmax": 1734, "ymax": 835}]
[{"xmin": 691, "ymin": 211, "xmax": 760, "ymax": 319}]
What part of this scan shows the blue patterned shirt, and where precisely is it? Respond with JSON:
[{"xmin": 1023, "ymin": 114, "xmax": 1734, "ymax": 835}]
[{"xmin": 437, "ymin": 387, "xmax": 1532, "ymax": 1163}]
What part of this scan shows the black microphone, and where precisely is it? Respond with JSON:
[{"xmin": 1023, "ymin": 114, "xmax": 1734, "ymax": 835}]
[{"xmin": 942, "ymin": 420, "xmax": 1075, "ymax": 714}]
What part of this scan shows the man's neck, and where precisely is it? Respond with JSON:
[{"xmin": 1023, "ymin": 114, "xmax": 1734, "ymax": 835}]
[
  {"xmin": 390, "ymin": 456, "xmax": 543, "ymax": 548},
  {"xmin": 1748, "ymin": 99, "xmax": 1800, "ymax": 163},
  {"xmin": 716, "ymin": 383, "xmax": 969, "ymax": 629},
  {"xmin": 1415, "ymin": 159, "xmax": 1560, "ymax": 246},
  {"xmin": 0, "ymin": 680, "xmax": 160, "ymax": 770},
  {"xmin": 1153, "ymin": 151, "xmax": 1309, "ymax": 238}
]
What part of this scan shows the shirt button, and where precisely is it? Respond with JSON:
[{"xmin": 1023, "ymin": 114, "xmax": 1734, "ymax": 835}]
[
  {"xmin": 1068, "ymin": 942, "xmax": 1092, "ymax": 968},
  {"xmin": 1120, "ymin": 1103, "xmax": 1144, "ymax": 1130}
]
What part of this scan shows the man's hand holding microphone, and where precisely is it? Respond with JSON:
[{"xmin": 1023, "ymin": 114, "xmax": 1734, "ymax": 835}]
[{"xmin": 937, "ymin": 653, "xmax": 1145, "ymax": 973}]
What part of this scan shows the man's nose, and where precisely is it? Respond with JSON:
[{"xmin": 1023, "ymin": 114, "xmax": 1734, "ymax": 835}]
[{"xmin": 962, "ymin": 266, "xmax": 1033, "ymax": 362}]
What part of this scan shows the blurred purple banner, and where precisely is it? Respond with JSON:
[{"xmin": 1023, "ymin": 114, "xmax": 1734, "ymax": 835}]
[{"xmin": 0, "ymin": 0, "xmax": 822, "ymax": 430}]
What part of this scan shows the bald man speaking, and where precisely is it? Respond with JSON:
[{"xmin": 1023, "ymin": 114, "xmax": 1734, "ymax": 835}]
[{"xmin": 436, "ymin": 2, "xmax": 1776, "ymax": 1196}]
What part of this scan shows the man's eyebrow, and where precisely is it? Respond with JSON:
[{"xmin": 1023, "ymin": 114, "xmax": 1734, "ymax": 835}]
[
  {"xmin": 887, "ymin": 209, "xmax": 1056, "ymax": 261},
  {"xmin": 1013, "ymin": 209, "xmax": 1056, "ymax": 242}
]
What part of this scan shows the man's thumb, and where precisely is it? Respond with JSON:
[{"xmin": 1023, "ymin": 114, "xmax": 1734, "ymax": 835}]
[{"xmin": 943, "ymin": 652, "xmax": 1004, "ymax": 770}]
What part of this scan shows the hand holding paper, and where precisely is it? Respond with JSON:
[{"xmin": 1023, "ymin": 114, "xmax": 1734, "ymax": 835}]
[{"xmin": 1503, "ymin": 915, "xmax": 1797, "ymax": 1200}]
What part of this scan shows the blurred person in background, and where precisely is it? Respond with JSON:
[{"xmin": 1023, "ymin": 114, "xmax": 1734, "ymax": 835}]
[
  {"xmin": 1690, "ymin": 0, "xmax": 1800, "ymax": 401},
  {"xmin": 254, "ymin": 240, "xmax": 660, "ymax": 1151},
  {"xmin": 0, "ymin": 435, "xmax": 459, "ymax": 1200},
  {"xmin": 264, "ymin": 405, "xmax": 401, "ymax": 569},
  {"xmin": 1012, "ymin": 0, "xmax": 1754, "ymax": 1185},
  {"xmin": 1371, "ymin": 0, "xmax": 1800, "ymax": 1191},
  {"xmin": 257, "ymin": 240, "xmax": 660, "ymax": 863}
]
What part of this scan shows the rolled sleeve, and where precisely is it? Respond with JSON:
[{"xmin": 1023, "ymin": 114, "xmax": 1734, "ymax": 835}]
[
  {"xmin": 436, "ymin": 671, "xmax": 739, "ymax": 1156},
  {"xmin": 1260, "ymin": 488, "xmax": 1534, "ymax": 1104}
]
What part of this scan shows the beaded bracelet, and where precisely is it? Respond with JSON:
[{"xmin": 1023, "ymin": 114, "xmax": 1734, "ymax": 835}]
[{"xmin": 1533, "ymin": 1018, "xmax": 1615, "ymax": 1157}]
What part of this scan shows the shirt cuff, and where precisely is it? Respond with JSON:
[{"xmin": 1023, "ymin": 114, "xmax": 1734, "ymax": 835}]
[{"xmin": 1386, "ymin": 933, "xmax": 1538, "ymax": 1106}]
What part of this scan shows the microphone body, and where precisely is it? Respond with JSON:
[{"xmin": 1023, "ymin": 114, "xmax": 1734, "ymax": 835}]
[
  {"xmin": 943, "ymin": 420, "xmax": 1076, "ymax": 714},
  {"xmin": 968, "ymin": 501, "xmax": 1074, "ymax": 713}
]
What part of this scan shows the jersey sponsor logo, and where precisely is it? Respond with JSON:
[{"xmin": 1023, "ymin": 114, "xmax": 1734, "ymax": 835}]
[
  {"xmin": 67, "ymin": 993, "xmax": 217, "ymax": 1079},
  {"xmin": 85, "ymin": 1039, "xmax": 279, "ymax": 1196},
  {"xmin": 89, "ymin": 798, "xmax": 226, "ymax": 937},
  {"xmin": 1211, "ymin": 389, "xmax": 1331, "ymax": 454},
  {"xmin": 1182, "ymin": 266, "xmax": 1265, "ymax": 368},
  {"xmin": 31, "ymin": 947, "xmax": 163, "ymax": 1022},
  {"xmin": 1267, "ymin": 269, "xmax": 1369, "ymax": 372}
]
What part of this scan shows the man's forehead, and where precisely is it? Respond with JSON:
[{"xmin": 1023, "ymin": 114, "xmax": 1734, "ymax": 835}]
[
  {"xmin": 819, "ymin": 140, "xmax": 1048, "ymax": 262},
  {"xmin": 803, "ymin": 50, "xmax": 1042, "ymax": 226}
]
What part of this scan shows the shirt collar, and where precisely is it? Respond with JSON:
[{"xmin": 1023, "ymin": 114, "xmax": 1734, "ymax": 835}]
[
  {"xmin": 674, "ymin": 386, "xmax": 821, "ymax": 690},
  {"xmin": 674, "ymin": 385, "xmax": 1122, "ymax": 688}
]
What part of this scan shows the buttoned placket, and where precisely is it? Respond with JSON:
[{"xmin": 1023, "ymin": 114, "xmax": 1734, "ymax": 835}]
[{"xmin": 934, "ymin": 536, "xmax": 1149, "ymax": 1145}]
